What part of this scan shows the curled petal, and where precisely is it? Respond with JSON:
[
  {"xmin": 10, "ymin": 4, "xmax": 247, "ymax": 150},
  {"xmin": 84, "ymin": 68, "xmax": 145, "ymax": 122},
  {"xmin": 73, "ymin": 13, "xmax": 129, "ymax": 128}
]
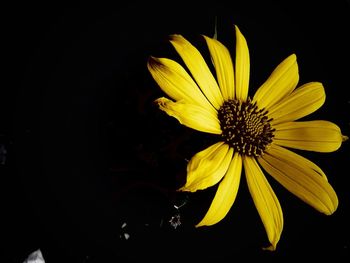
[
  {"xmin": 156, "ymin": 97, "xmax": 221, "ymax": 134},
  {"xmin": 180, "ymin": 142, "xmax": 233, "ymax": 192}
]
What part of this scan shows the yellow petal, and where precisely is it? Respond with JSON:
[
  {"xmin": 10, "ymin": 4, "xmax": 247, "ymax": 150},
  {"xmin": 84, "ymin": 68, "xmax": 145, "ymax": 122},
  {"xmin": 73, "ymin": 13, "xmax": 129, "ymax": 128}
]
[
  {"xmin": 269, "ymin": 143, "xmax": 328, "ymax": 180},
  {"xmin": 156, "ymin": 97, "xmax": 221, "ymax": 134},
  {"xmin": 147, "ymin": 57, "xmax": 214, "ymax": 110},
  {"xmin": 274, "ymin": 121, "xmax": 343, "ymax": 152},
  {"xmin": 253, "ymin": 54, "xmax": 299, "ymax": 110},
  {"xmin": 203, "ymin": 35, "xmax": 235, "ymax": 100},
  {"xmin": 259, "ymin": 144, "xmax": 338, "ymax": 215},
  {"xmin": 269, "ymin": 82, "xmax": 325, "ymax": 125},
  {"xmin": 180, "ymin": 142, "xmax": 233, "ymax": 192},
  {"xmin": 243, "ymin": 156, "xmax": 283, "ymax": 251},
  {"xmin": 234, "ymin": 25, "xmax": 250, "ymax": 101},
  {"xmin": 169, "ymin": 35, "xmax": 224, "ymax": 109},
  {"xmin": 196, "ymin": 153, "xmax": 242, "ymax": 227}
]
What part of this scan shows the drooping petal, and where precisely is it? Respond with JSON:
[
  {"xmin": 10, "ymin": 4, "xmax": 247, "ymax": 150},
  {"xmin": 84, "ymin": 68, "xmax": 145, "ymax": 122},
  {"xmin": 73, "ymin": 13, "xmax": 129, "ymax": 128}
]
[
  {"xmin": 169, "ymin": 34, "xmax": 224, "ymax": 109},
  {"xmin": 253, "ymin": 54, "xmax": 299, "ymax": 110},
  {"xmin": 234, "ymin": 25, "xmax": 250, "ymax": 101},
  {"xmin": 269, "ymin": 82, "xmax": 325, "ymax": 125},
  {"xmin": 147, "ymin": 57, "xmax": 214, "ymax": 110},
  {"xmin": 274, "ymin": 120, "xmax": 343, "ymax": 152},
  {"xmin": 196, "ymin": 153, "xmax": 242, "ymax": 227},
  {"xmin": 156, "ymin": 97, "xmax": 221, "ymax": 134},
  {"xmin": 203, "ymin": 35, "xmax": 235, "ymax": 100},
  {"xmin": 243, "ymin": 156, "xmax": 283, "ymax": 251},
  {"xmin": 270, "ymin": 143, "xmax": 328, "ymax": 180},
  {"xmin": 259, "ymin": 144, "xmax": 338, "ymax": 215},
  {"xmin": 180, "ymin": 142, "xmax": 233, "ymax": 192}
]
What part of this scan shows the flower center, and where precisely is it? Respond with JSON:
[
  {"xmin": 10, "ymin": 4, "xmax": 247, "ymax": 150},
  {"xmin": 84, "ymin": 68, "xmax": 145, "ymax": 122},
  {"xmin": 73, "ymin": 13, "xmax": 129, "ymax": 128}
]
[{"xmin": 218, "ymin": 98, "xmax": 275, "ymax": 157}]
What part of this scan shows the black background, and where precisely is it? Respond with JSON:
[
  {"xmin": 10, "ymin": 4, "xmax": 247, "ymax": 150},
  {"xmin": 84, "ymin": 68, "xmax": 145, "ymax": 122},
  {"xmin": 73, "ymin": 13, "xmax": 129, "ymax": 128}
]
[{"xmin": 3, "ymin": 1, "xmax": 350, "ymax": 262}]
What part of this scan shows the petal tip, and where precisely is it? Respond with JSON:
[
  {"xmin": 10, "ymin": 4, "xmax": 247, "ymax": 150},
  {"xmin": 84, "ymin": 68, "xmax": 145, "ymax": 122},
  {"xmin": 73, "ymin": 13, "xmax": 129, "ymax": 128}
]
[
  {"xmin": 201, "ymin": 34, "xmax": 211, "ymax": 41},
  {"xmin": 177, "ymin": 185, "xmax": 196, "ymax": 193},
  {"xmin": 177, "ymin": 186, "xmax": 186, "ymax": 191},
  {"xmin": 325, "ymin": 200, "xmax": 338, "ymax": 215},
  {"xmin": 147, "ymin": 56, "xmax": 161, "ymax": 70},
  {"xmin": 290, "ymin": 53, "xmax": 297, "ymax": 61},
  {"xmin": 195, "ymin": 222, "xmax": 204, "ymax": 228},
  {"xmin": 154, "ymin": 97, "xmax": 166, "ymax": 105},
  {"xmin": 284, "ymin": 53, "xmax": 297, "ymax": 66},
  {"xmin": 169, "ymin": 34, "xmax": 183, "ymax": 43},
  {"xmin": 262, "ymin": 244, "xmax": 277, "ymax": 251}
]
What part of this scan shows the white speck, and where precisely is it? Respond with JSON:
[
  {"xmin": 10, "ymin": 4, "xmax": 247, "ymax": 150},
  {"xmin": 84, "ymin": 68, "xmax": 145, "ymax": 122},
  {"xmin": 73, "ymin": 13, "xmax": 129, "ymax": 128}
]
[
  {"xmin": 169, "ymin": 214, "xmax": 181, "ymax": 229},
  {"xmin": 23, "ymin": 249, "xmax": 45, "ymax": 263}
]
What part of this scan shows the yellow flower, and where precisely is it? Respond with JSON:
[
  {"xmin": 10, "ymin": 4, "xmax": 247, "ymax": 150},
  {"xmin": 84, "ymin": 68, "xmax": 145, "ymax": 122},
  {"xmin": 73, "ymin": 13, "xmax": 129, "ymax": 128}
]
[{"xmin": 147, "ymin": 25, "xmax": 347, "ymax": 251}]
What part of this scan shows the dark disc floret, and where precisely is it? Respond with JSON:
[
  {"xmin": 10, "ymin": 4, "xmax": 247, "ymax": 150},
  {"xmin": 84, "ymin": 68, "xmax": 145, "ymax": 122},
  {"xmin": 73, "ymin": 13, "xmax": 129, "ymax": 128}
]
[{"xmin": 218, "ymin": 97, "xmax": 275, "ymax": 157}]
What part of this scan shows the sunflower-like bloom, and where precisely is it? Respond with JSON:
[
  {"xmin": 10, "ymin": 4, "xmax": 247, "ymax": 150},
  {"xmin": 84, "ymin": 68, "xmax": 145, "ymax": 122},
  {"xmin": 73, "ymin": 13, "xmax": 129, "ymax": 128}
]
[{"xmin": 147, "ymin": 25, "xmax": 347, "ymax": 250}]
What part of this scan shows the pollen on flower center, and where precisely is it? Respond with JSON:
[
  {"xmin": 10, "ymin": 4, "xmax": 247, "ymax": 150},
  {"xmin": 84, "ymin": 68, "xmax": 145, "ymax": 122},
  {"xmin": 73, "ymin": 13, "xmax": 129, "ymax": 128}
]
[{"xmin": 218, "ymin": 97, "xmax": 275, "ymax": 157}]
